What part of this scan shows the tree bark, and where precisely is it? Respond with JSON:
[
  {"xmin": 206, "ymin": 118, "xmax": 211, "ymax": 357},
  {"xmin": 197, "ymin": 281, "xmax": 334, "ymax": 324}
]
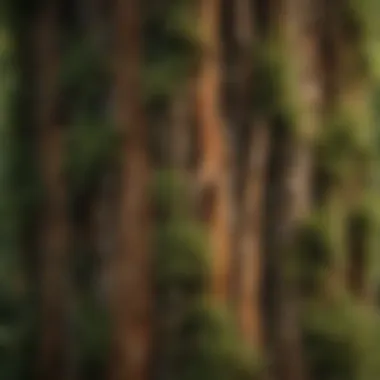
[
  {"xmin": 236, "ymin": 122, "xmax": 270, "ymax": 348},
  {"xmin": 109, "ymin": 1, "xmax": 152, "ymax": 380},
  {"xmin": 231, "ymin": 0, "xmax": 271, "ymax": 349},
  {"xmin": 34, "ymin": 2, "xmax": 69, "ymax": 379},
  {"xmin": 271, "ymin": 0, "xmax": 323, "ymax": 379},
  {"xmin": 195, "ymin": 0, "xmax": 232, "ymax": 303}
]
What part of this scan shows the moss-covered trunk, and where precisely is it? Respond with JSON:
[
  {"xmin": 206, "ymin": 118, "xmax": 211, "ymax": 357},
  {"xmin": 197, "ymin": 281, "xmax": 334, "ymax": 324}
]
[
  {"xmin": 319, "ymin": 0, "xmax": 375, "ymax": 303},
  {"xmin": 270, "ymin": 0, "xmax": 323, "ymax": 379}
]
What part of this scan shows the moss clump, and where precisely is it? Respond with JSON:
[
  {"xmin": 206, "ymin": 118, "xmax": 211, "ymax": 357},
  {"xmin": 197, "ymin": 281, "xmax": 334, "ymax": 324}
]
[
  {"xmin": 155, "ymin": 222, "xmax": 210, "ymax": 294},
  {"xmin": 295, "ymin": 214, "xmax": 332, "ymax": 295},
  {"xmin": 349, "ymin": 202, "xmax": 374, "ymax": 237},
  {"xmin": 177, "ymin": 302, "xmax": 262, "ymax": 380},
  {"xmin": 303, "ymin": 301, "xmax": 380, "ymax": 380},
  {"xmin": 154, "ymin": 172, "xmax": 263, "ymax": 380},
  {"xmin": 250, "ymin": 41, "xmax": 285, "ymax": 117},
  {"xmin": 144, "ymin": 0, "xmax": 197, "ymax": 108},
  {"xmin": 77, "ymin": 295, "xmax": 110, "ymax": 380},
  {"xmin": 152, "ymin": 170, "xmax": 193, "ymax": 222},
  {"xmin": 66, "ymin": 117, "xmax": 118, "ymax": 204},
  {"xmin": 316, "ymin": 113, "xmax": 360, "ymax": 185}
]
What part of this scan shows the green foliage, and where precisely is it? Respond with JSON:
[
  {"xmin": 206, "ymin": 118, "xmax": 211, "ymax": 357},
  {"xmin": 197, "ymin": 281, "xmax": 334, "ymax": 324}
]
[
  {"xmin": 154, "ymin": 171, "xmax": 262, "ymax": 380},
  {"xmin": 61, "ymin": 38, "xmax": 109, "ymax": 116},
  {"xmin": 295, "ymin": 213, "xmax": 332, "ymax": 295},
  {"xmin": 349, "ymin": 201, "xmax": 374, "ymax": 238},
  {"xmin": 0, "ymin": 19, "xmax": 31, "ymax": 380},
  {"xmin": 66, "ymin": 117, "xmax": 118, "ymax": 203},
  {"xmin": 303, "ymin": 301, "xmax": 380, "ymax": 380},
  {"xmin": 164, "ymin": 0, "xmax": 198, "ymax": 45},
  {"xmin": 155, "ymin": 222, "xmax": 210, "ymax": 294},
  {"xmin": 77, "ymin": 295, "xmax": 110, "ymax": 380},
  {"xmin": 177, "ymin": 303, "xmax": 261, "ymax": 380},
  {"xmin": 152, "ymin": 170, "xmax": 193, "ymax": 221},
  {"xmin": 317, "ymin": 113, "xmax": 362, "ymax": 184},
  {"xmin": 250, "ymin": 41, "xmax": 289, "ymax": 121},
  {"xmin": 144, "ymin": 0, "xmax": 197, "ymax": 109}
]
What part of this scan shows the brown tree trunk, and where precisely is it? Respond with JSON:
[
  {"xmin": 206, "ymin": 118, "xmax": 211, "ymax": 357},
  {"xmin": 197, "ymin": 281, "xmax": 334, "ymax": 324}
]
[
  {"xmin": 236, "ymin": 122, "xmax": 270, "ymax": 348},
  {"xmin": 271, "ymin": 0, "xmax": 323, "ymax": 379},
  {"xmin": 231, "ymin": 0, "xmax": 271, "ymax": 349},
  {"xmin": 195, "ymin": 0, "xmax": 231, "ymax": 304},
  {"xmin": 320, "ymin": 0, "xmax": 373, "ymax": 303},
  {"xmin": 109, "ymin": 1, "xmax": 152, "ymax": 380},
  {"xmin": 34, "ymin": 3, "xmax": 69, "ymax": 380},
  {"xmin": 169, "ymin": 86, "xmax": 192, "ymax": 172},
  {"xmin": 270, "ymin": 134, "xmax": 312, "ymax": 380}
]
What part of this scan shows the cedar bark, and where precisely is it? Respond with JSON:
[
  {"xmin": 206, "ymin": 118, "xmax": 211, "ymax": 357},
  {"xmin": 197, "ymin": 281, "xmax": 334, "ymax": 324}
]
[
  {"xmin": 195, "ymin": 0, "xmax": 231, "ymax": 303},
  {"xmin": 109, "ymin": 1, "xmax": 151, "ymax": 380},
  {"xmin": 34, "ymin": 2, "xmax": 69, "ymax": 379}
]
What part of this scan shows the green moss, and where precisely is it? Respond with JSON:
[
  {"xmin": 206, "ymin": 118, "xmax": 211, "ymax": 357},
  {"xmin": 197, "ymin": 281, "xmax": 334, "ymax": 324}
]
[
  {"xmin": 303, "ymin": 301, "xmax": 380, "ymax": 380},
  {"xmin": 153, "ymin": 169, "xmax": 264, "ymax": 380},
  {"xmin": 336, "ymin": 0, "xmax": 371, "ymax": 82},
  {"xmin": 249, "ymin": 40, "xmax": 297, "ymax": 134},
  {"xmin": 77, "ymin": 295, "xmax": 110, "ymax": 380},
  {"xmin": 349, "ymin": 203, "xmax": 374, "ymax": 236},
  {"xmin": 66, "ymin": 117, "xmax": 118, "ymax": 202},
  {"xmin": 144, "ymin": 0, "xmax": 197, "ymax": 108},
  {"xmin": 250, "ymin": 42, "xmax": 284, "ymax": 116},
  {"xmin": 295, "ymin": 213, "xmax": 332, "ymax": 295},
  {"xmin": 177, "ymin": 302, "xmax": 262, "ymax": 380},
  {"xmin": 316, "ymin": 113, "xmax": 361, "ymax": 184},
  {"xmin": 164, "ymin": 0, "xmax": 198, "ymax": 46},
  {"xmin": 155, "ymin": 222, "xmax": 210, "ymax": 294},
  {"xmin": 60, "ymin": 39, "xmax": 108, "ymax": 115},
  {"xmin": 152, "ymin": 170, "xmax": 193, "ymax": 222}
]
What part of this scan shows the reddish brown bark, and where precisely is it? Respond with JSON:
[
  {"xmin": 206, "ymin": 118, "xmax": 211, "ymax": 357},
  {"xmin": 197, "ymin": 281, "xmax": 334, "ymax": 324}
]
[
  {"xmin": 109, "ymin": 1, "xmax": 151, "ymax": 380},
  {"xmin": 236, "ymin": 122, "xmax": 270, "ymax": 348},
  {"xmin": 195, "ymin": 0, "xmax": 231, "ymax": 303},
  {"xmin": 231, "ymin": 0, "xmax": 270, "ymax": 349}
]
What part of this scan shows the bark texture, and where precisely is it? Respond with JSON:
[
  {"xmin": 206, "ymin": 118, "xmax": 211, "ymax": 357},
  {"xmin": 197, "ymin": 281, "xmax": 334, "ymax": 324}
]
[
  {"xmin": 195, "ymin": 0, "xmax": 231, "ymax": 303},
  {"xmin": 34, "ymin": 2, "xmax": 69, "ymax": 379},
  {"xmin": 109, "ymin": 1, "xmax": 152, "ymax": 380}
]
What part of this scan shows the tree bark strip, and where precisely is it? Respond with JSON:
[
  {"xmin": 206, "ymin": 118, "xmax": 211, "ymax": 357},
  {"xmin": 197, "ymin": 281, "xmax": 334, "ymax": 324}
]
[
  {"xmin": 109, "ymin": 1, "xmax": 152, "ymax": 380},
  {"xmin": 236, "ymin": 121, "xmax": 270, "ymax": 348},
  {"xmin": 34, "ymin": 2, "xmax": 69, "ymax": 379},
  {"xmin": 271, "ymin": 0, "xmax": 323, "ymax": 379},
  {"xmin": 195, "ymin": 0, "xmax": 231, "ymax": 303}
]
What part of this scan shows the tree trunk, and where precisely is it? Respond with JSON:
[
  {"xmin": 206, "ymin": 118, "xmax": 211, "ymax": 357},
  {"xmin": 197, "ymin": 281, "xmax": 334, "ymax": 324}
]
[
  {"xmin": 270, "ymin": 133, "xmax": 312, "ymax": 380},
  {"xmin": 34, "ymin": 3, "xmax": 69, "ymax": 379},
  {"xmin": 236, "ymin": 122, "xmax": 270, "ymax": 348},
  {"xmin": 109, "ymin": 1, "xmax": 152, "ymax": 380},
  {"xmin": 231, "ymin": 0, "xmax": 271, "ymax": 349},
  {"xmin": 271, "ymin": 0, "xmax": 323, "ymax": 379},
  {"xmin": 169, "ymin": 86, "xmax": 192, "ymax": 172},
  {"xmin": 195, "ymin": 0, "xmax": 232, "ymax": 304},
  {"xmin": 320, "ymin": 0, "xmax": 374, "ymax": 303}
]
